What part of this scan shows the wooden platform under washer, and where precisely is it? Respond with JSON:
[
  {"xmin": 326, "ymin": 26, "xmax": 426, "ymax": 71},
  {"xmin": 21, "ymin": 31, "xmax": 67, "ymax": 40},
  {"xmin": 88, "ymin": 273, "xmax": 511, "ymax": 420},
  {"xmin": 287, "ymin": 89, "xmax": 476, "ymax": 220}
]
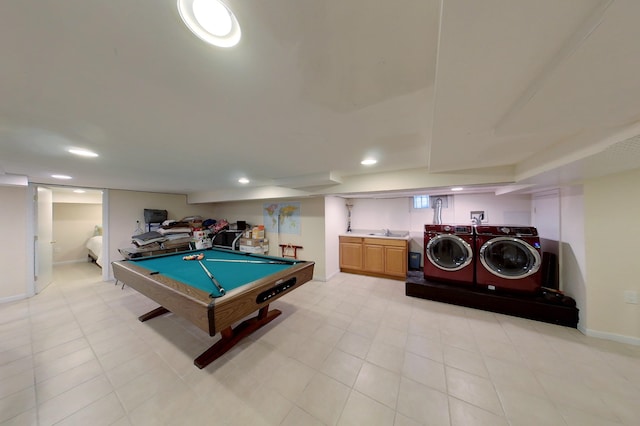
[{"xmin": 405, "ymin": 271, "xmax": 579, "ymax": 328}]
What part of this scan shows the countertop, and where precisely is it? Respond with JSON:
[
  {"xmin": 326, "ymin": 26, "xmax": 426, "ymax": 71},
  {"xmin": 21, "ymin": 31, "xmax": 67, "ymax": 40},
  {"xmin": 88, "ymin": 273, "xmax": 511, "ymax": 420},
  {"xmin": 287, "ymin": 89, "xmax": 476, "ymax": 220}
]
[{"xmin": 339, "ymin": 230, "xmax": 411, "ymax": 240}]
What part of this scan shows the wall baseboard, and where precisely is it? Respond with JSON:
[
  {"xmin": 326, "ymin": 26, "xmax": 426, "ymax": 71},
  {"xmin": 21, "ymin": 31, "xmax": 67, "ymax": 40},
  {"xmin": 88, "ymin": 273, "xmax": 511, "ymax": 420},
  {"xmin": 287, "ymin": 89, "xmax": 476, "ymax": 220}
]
[
  {"xmin": 323, "ymin": 270, "xmax": 340, "ymax": 282},
  {"xmin": 0, "ymin": 293, "xmax": 29, "ymax": 304},
  {"xmin": 53, "ymin": 259, "xmax": 88, "ymax": 265},
  {"xmin": 584, "ymin": 328, "xmax": 640, "ymax": 346}
]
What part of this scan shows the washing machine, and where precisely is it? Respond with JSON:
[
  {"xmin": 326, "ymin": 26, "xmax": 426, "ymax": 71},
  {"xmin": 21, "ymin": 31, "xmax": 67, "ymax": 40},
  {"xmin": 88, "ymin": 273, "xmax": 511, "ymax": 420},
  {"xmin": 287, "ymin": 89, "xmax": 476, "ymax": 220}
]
[
  {"xmin": 475, "ymin": 225, "xmax": 542, "ymax": 294},
  {"xmin": 424, "ymin": 224, "xmax": 475, "ymax": 285}
]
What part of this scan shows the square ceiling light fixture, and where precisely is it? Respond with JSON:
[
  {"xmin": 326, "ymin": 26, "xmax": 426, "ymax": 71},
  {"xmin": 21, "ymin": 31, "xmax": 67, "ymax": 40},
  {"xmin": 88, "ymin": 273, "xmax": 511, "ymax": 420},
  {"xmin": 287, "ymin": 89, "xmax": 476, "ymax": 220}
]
[{"xmin": 177, "ymin": 0, "xmax": 241, "ymax": 47}]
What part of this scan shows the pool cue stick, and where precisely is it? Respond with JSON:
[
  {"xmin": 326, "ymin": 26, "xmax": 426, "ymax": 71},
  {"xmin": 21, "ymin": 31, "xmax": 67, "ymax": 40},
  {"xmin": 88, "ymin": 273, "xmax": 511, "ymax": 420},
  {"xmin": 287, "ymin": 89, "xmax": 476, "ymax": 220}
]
[
  {"xmin": 198, "ymin": 260, "xmax": 226, "ymax": 296},
  {"xmin": 206, "ymin": 259, "xmax": 289, "ymax": 264}
]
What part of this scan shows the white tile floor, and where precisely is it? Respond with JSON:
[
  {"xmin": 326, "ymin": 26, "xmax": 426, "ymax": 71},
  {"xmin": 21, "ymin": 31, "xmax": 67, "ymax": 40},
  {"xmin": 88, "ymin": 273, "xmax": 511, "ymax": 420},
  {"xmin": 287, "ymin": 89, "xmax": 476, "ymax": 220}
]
[{"xmin": 1, "ymin": 262, "xmax": 639, "ymax": 425}]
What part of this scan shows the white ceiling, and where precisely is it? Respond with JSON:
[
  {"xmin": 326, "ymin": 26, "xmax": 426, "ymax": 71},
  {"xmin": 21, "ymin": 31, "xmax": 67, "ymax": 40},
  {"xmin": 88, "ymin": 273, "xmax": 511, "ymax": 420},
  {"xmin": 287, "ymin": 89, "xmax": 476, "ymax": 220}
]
[{"xmin": 2, "ymin": 0, "xmax": 640, "ymax": 201}]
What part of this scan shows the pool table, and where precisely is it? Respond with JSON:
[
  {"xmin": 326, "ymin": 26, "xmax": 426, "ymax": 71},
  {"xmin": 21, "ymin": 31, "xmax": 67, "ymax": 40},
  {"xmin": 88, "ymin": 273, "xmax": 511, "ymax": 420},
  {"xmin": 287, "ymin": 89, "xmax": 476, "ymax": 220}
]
[{"xmin": 112, "ymin": 248, "xmax": 314, "ymax": 368}]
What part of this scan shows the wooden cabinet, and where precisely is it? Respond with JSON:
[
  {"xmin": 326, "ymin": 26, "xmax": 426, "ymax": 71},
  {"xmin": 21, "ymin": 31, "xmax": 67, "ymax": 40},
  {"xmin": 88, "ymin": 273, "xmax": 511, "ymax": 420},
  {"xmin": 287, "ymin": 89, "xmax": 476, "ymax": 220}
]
[
  {"xmin": 340, "ymin": 236, "xmax": 408, "ymax": 280},
  {"xmin": 339, "ymin": 236, "xmax": 364, "ymax": 271},
  {"xmin": 384, "ymin": 245, "xmax": 407, "ymax": 277},
  {"xmin": 364, "ymin": 243, "xmax": 384, "ymax": 273}
]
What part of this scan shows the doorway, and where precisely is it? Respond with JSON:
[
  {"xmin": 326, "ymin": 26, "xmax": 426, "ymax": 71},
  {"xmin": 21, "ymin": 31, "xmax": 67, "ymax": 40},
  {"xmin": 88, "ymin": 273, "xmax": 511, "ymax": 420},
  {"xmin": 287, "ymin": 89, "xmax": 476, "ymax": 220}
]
[{"xmin": 30, "ymin": 184, "xmax": 108, "ymax": 294}]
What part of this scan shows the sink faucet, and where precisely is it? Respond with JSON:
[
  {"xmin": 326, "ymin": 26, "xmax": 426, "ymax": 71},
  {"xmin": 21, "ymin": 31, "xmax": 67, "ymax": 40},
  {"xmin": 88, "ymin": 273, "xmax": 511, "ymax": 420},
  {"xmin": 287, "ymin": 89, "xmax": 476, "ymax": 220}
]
[{"xmin": 383, "ymin": 228, "xmax": 391, "ymax": 236}]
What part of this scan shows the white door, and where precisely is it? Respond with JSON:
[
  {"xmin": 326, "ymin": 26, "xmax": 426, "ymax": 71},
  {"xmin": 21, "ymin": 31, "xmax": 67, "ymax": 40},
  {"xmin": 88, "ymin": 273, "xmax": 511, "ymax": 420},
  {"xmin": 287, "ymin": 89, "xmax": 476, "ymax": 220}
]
[{"xmin": 35, "ymin": 186, "xmax": 54, "ymax": 293}]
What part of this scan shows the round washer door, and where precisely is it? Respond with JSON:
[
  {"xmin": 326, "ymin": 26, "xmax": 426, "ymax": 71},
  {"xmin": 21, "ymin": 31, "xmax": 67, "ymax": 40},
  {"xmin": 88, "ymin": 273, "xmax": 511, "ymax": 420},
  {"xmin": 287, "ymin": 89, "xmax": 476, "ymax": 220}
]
[
  {"xmin": 479, "ymin": 237, "xmax": 541, "ymax": 279},
  {"xmin": 426, "ymin": 234, "xmax": 473, "ymax": 271}
]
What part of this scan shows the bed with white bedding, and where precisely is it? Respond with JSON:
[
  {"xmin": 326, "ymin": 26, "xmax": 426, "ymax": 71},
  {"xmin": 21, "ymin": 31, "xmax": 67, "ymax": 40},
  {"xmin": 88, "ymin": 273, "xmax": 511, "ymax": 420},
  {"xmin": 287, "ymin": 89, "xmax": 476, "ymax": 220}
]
[{"xmin": 86, "ymin": 226, "xmax": 103, "ymax": 267}]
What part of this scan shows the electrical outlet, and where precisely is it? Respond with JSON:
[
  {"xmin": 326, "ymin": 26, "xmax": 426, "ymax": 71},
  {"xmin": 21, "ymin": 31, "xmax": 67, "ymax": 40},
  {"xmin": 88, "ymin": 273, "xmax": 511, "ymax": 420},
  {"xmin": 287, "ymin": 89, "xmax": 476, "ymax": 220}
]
[{"xmin": 624, "ymin": 291, "xmax": 638, "ymax": 304}]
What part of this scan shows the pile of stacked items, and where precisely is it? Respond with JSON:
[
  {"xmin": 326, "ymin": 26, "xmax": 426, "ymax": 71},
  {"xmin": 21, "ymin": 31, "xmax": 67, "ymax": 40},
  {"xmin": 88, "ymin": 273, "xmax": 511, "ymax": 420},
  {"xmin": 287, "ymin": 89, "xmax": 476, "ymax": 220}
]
[
  {"xmin": 131, "ymin": 231, "xmax": 166, "ymax": 251},
  {"xmin": 157, "ymin": 220, "xmax": 193, "ymax": 249},
  {"xmin": 207, "ymin": 218, "xmax": 229, "ymax": 234},
  {"xmin": 130, "ymin": 220, "xmax": 194, "ymax": 252},
  {"xmin": 191, "ymin": 218, "xmax": 230, "ymax": 249},
  {"xmin": 129, "ymin": 216, "xmax": 232, "ymax": 253}
]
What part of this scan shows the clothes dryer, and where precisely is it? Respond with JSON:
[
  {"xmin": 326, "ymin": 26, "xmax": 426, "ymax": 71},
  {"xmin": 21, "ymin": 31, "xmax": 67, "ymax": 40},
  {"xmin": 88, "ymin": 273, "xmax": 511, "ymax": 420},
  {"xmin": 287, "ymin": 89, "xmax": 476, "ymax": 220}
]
[
  {"xmin": 424, "ymin": 224, "xmax": 475, "ymax": 285},
  {"xmin": 475, "ymin": 225, "xmax": 542, "ymax": 294}
]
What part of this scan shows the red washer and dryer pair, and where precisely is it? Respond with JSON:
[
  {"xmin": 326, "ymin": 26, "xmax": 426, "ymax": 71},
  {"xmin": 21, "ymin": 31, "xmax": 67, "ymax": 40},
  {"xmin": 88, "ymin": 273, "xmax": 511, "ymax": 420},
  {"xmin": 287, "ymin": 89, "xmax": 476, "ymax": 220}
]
[{"xmin": 424, "ymin": 224, "xmax": 543, "ymax": 294}]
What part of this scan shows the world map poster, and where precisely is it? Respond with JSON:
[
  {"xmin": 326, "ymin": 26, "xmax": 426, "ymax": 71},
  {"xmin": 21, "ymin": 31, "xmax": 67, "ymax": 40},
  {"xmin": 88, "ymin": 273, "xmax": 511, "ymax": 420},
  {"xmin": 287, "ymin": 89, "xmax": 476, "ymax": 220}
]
[{"xmin": 263, "ymin": 202, "xmax": 301, "ymax": 234}]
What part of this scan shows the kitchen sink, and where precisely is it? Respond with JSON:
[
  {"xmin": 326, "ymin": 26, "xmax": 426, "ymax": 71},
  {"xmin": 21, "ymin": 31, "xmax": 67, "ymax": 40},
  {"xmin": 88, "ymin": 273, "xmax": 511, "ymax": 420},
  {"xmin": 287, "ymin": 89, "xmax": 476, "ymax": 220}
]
[{"xmin": 367, "ymin": 232, "xmax": 408, "ymax": 238}]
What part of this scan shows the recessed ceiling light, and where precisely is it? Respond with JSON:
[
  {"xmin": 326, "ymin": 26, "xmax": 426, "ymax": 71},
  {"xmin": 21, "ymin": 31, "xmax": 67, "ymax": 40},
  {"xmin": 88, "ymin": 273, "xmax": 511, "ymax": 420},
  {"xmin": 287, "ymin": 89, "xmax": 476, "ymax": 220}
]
[
  {"xmin": 451, "ymin": 187, "xmax": 464, "ymax": 191},
  {"xmin": 73, "ymin": 189, "xmax": 86, "ymax": 193},
  {"xmin": 361, "ymin": 159, "xmax": 377, "ymax": 166},
  {"xmin": 238, "ymin": 177, "xmax": 250, "ymax": 184},
  {"xmin": 52, "ymin": 174, "xmax": 72, "ymax": 180},
  {"xmin": 68, "ymin": 148, "xmax": 98, "ymax": 158},
  {"xmin": 178, "ymin": 0, "xmax": 241, "ymax": 48}
]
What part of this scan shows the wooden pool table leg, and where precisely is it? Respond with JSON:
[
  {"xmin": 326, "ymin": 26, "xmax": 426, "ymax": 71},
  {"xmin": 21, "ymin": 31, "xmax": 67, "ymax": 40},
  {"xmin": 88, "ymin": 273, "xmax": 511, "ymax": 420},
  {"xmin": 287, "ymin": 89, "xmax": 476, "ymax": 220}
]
[
  {"xmin": 194, "ymin": 305, "xmax": 282, "ymax": 369},
  {"xmin": 138, "ymin": 306, "xmax": 170, "ymax": 322}
]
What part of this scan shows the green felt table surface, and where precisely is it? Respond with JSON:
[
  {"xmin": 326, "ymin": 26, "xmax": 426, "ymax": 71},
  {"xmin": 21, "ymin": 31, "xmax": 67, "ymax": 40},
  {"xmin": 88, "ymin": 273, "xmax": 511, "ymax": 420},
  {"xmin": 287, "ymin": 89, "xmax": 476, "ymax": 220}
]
[{"xmin": 129, "ymin": 248, "xmax": 297, "ymax": 296}]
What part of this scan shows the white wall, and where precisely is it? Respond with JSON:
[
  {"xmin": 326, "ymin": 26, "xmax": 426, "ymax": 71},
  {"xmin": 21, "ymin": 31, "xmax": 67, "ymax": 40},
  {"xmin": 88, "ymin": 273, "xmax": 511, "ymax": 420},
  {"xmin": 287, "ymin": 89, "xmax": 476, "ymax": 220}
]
[
  {"xmin": 209, "ymin": 197, "xmax": 327, "ymax": 280},
  {"xmin": 453, "ymin": 193, "xmax": 532, "ymax": 225},
  {"xmin": 107, "ymin": 190, "xmax": 218, "ymax": 278},
  {"xmin": 559, "ymin": 185, "xmax": 587, "ymax": 330},
  {"xmin": 53, "ymin": 190, "xmax": 102, "ymax": 204},
  {"xmin": 325, "ymin": 196, "xmax": 347, "ymax": 280},
  {"xmin": 532, "ymin": 190, "xmax": 561, "ymax": 258},
  {"xmin": 584, "ymin": 169, "xmax": 640, "ymax": 344},
  {"xmin": 0, "ymin": 186, "xmax": 28, "ymax": 302},
  {"xmin": 347, "ymin": 198, "xmax": 413, "ymax": 231},
  {"xmin": 346, "ymin": 193, "xmax": 533, "ymax": 266},
  {"xmin": 53, "ymin": 203, "xmax": 102, "ymax": 263}
]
